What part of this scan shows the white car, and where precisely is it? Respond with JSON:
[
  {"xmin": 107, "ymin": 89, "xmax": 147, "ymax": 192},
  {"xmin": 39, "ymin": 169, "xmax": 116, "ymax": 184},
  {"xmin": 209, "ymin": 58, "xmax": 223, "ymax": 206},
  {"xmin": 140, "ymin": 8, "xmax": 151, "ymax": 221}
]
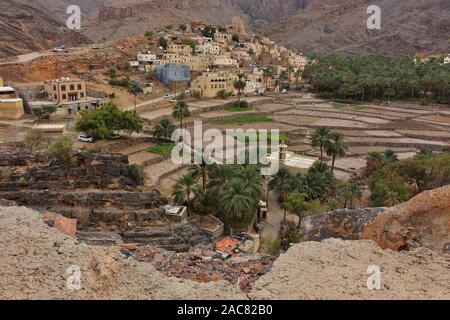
[
  {"xmin": 163, "ymin": 93, "xmax": 175, "ymax": 99},
  {"xmin": 78, "ymin": 135, "xmax": 95, "ymax": 143}
]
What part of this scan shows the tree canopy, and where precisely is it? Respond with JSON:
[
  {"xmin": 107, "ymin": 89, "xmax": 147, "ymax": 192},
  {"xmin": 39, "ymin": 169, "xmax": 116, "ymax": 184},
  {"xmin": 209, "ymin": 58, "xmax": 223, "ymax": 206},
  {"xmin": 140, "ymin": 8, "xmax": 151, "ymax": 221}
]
[
  {"xmin": 76, "ymin": 103, "xmax": 142, "ymax": 139},
  {"xmin": 303, "ymin": 54, "xmax": 450, "ymax": 104}
]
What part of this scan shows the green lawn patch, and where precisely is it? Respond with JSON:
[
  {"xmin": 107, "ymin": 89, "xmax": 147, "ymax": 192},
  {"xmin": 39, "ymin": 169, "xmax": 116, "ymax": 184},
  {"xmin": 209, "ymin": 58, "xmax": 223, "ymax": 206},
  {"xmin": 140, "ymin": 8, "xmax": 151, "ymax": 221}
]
[
  {"xmin": 214, "ymin": 115, "xmax": 272, "ymax": 125},
  {"xmin": 353, "ymin": 104, "xmax": 366, "ymax": 111},
  {"xmin": 331, "ymin": 102, "xmax": 346, "ymax": 109},
  {"xmin": 147, "ymin": 143, "xmax": 175, "ymax": 154}
]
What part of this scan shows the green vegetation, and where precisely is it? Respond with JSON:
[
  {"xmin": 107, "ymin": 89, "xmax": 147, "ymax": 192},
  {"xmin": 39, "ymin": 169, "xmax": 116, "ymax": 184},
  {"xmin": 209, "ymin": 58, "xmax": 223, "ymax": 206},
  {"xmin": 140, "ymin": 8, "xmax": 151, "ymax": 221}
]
[
  {"xmin": 191, "ymin": 89, "xmax": 202, "ymax": 99},
  {"xmin": 46, "ymin": 136, "xmax": 74, "ymax": 164},
  {"xmin": 24, "ymin": 129, "xmax": 44, "ymax": 152},
  {"xmin": 226, "ymin": 105, "xmax": 253, "ymax": 112},
  {"xmin": 331, "ymin": 102, "xmax": 345, "ymax": 109},
  {"xmin": 233, "ymin": 75, "xmax": 247, "ymax": 107},
  {"xmin": 76, "ymin": 102, "xmax": 142, "ymax": 139},
  {"xmin": 109, "ymin": 77, "xmax": 130, "ymax": 88},
  {"xmin": 154, "ymin": 118, "xmax": 176, "ymax": 141},
  {"xmin": 213, "ymin": 115, "xmax": 272, "ymax": 125},
  {"xmin": 181, "ymin": 38, "xmax": 197, "ymax": 53},
  {"xmin": 147, "ymin": 143, "xmax": 175, "ymax": 155},
  {"xmin": 234, "ymin": 132, "xmax": 289, "ymax": 144},
  {"xmin": 217, "ymin": 89, "xmax": 232, "ymax": 99},
  {"xmin": 172, "ymin": 100, "xmax": 191, "ymax": 128},
  {"xmin": 366, "ymin": 150, "xmax": 450, "ymax": 206},
  {"xmin": 201, "ymin": 25, "xmax": 216, "ymax": 38},
  {"xmin": 303, "ymin": 54, "xmax": 450, "ymax": 104},
  {"xmin": 178, "ymin": 24, "xmax": 187, "ymax": 32},
  {"xmin": 33, "ymin": 105, "xmax": 57, "ymax": 119},
  {"xmin": 173, "ymin": 163, "xmax": 264, "ymax": 229},
  {"xmin": 129, "ymin": 164, "xmax": 144, "ymax": 182},
  {"xmin": 158, "ymin": 36, "xmax": 168, "ymax": 50}
]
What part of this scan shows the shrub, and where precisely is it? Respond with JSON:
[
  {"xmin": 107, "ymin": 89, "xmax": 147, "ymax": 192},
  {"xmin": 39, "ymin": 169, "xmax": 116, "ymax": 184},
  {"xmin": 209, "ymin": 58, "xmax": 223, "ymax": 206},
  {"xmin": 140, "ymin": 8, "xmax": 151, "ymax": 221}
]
[
  {"xmin": 217, "ymin": 89, "xmax": 232, "ymax": 99},
  {"xmin": 191, "ymin": 89, "xmax": 202, "ymax": 99},
  {"xmin": 47, "ymin": 136, "xmax": 74, "ymax": 164},
  {"xmin": 266, "ymin": 238, "xmax": 281, "ymax": 256},
  {"xmin": 129, "ymin": 164, "xmax": 144, "ymax": 182},
  {"xmin": 24, "ymin": 129, "xmax": 44, "ymax": 152}
]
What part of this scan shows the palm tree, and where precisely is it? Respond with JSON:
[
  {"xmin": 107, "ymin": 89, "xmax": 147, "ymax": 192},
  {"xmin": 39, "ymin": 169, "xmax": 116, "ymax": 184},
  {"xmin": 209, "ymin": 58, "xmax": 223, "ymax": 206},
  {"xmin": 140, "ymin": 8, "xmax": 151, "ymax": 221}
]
[
  {"xmin": 269, "ymin": 167, "xmax": 293, "ymax": 202},
  {"xmin": 172, "ymin": 173, "xmax": 197, "ymax": 214},
  {"xmin": 188, "ymin": 160, "xmax": 209, "ymax": 189},
  {"xmin": 384, "ymin": 191, "xmax": 401, "ymax": 207},
  {"xmin": 154, "ymin": 117, "xmax": 176, "ymax": 141},
  {"xmin": 367, "ymin": 152, "xmax": 385, "ymax": 174},
  {"xmin": 233, "ymin": 75, "xmax": 247, "ymax": 107},
  {"xmin": 238, "ymin": 166, "xmax": 264, "ymax": 199},
  {"xmin": 342, "ymin": 183, "xmax": 362, "ymax": 208},
  {"xmin": 383, "ymin": 149, "xmax": 398, "ymax": 164},
  {"xmin": 219, "ymin": 178, "xmax": 254, "ymax": 219},
  {"xmin": 310, "ymin": 127, "xmax": 331, "ymax": 162},
  {"xmin": 325, "ymin": 132, "xmax": 348, "ymax": 175},
  {"xmin": 172, "ymin": 100, "xmax": 191, "ymax": 128},
  {"xmin": 207, "ymin": 164, "xmax": 235, "ymax": 196}
]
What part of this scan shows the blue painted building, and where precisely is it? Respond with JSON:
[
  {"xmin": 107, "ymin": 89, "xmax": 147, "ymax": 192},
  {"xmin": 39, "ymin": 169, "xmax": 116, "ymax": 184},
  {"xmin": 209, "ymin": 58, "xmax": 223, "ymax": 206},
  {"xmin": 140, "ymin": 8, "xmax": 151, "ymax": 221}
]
[{"xmin": 155, "ymin": 64, "xmax": 191, "ymax": 85}]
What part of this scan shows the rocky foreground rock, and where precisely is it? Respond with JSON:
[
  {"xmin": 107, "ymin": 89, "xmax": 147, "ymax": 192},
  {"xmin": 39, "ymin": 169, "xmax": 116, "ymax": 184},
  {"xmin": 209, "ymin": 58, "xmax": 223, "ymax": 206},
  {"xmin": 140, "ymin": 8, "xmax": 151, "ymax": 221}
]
[
  {"xmin": 1, "ymin": 205, "xmax": 449, "ymax": 300},
  {"xmin": 302, "ymin": 185, "xmax": 450, "ymax": 254}
]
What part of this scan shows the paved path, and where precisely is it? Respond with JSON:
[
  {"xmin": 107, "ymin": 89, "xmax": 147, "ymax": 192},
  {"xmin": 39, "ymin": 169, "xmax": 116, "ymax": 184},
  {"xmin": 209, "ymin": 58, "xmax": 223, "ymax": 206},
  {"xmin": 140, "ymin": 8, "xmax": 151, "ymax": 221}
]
[{"xmin": 260, "ymin": 189, "xmax": 299, "ymax": 241}]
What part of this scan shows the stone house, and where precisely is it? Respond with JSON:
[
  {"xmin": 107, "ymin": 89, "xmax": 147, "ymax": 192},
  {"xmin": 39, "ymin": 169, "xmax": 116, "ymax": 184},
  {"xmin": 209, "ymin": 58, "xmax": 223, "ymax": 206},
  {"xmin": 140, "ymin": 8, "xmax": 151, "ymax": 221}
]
[
  {"xmin": 0, "ymin": 76, "xmax": 24, "ymax": 119},
  {"xmin": 44, "ymin": 78, "xmax": 87, "ymax": 104},
  {"xmin": 191, "ymin": 70, "xmax": 237, "ymax": 98}
]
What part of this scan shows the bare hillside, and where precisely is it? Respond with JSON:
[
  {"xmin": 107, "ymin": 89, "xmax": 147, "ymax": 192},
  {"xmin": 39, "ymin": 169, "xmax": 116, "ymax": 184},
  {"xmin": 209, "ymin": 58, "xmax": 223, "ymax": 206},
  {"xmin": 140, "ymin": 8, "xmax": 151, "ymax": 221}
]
[{"xmin": 0, "ymin": 0, "xmax": 89, "ymax": 59}]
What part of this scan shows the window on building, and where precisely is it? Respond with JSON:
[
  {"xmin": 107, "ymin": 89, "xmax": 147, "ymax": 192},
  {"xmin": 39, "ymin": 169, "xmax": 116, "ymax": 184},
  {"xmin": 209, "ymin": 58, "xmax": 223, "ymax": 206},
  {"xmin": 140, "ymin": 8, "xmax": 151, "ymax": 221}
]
[
  {"xmin": 80, "ymin": 92, "xmax": 84, "ymax": 98},
  {"xmin": 70, "ymin": 85, "xmax": 75, "ymax": 91},
  {"xmin": 62, "ymin": 94, "xmax": 67, "ymax": 100},
  {"xmin": 61, "ymin": 85, "xmax": 66, "ymax": 91},
  {"xmin": 53, "ymin": 85, "xmax": 57, "ymax": 91},
  {"xmin": 78, "ymin": 84, "xmax": 82, "ymax": 90}
]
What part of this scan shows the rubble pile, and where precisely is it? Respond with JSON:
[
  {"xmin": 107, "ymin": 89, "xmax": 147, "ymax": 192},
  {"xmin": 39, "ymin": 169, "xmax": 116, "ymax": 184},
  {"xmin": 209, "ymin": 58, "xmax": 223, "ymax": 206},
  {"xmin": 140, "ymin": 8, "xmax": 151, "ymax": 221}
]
[{"xmin": 132, "ymin": 245, "xmax": 274, "ymax": 291}]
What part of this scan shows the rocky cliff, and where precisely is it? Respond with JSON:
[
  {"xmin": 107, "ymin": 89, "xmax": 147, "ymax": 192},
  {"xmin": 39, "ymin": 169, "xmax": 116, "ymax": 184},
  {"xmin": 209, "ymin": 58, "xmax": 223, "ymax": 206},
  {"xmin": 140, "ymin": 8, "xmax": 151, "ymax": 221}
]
[
  {"xmin": 0, "ymin": 0, "xmax": 89, "ymax": 58},
  {"xmin": 264, "ymin": 0, "xmax": 450, "ymax": 55}
]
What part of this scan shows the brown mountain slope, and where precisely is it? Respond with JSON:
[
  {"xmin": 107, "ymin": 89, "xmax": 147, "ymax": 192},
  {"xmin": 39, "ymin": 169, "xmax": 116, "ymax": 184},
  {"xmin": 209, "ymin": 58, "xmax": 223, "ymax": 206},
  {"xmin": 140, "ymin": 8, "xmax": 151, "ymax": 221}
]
[
  {"xmin": 264, "ymin": 0, "xmax": 450, "ymax": 55},
  {"xmin": 0, "ymin": 0, "xmax": 90, "ymax": 58}
]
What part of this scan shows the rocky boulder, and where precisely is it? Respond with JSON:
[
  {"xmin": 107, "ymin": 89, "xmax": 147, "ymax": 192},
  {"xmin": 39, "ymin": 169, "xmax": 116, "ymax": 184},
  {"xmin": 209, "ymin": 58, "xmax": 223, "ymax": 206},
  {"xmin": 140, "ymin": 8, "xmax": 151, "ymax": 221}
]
[
  {"xmin": 300, "ymin": 185, "xmax": 450, "ymax": 255},
  {"xmin": 301, "ymin": 208, "xmax": 385, "ymax": 241},
  {"xmin": 361, "ymin": 185, "xmax": 450, "ymax": 254}
]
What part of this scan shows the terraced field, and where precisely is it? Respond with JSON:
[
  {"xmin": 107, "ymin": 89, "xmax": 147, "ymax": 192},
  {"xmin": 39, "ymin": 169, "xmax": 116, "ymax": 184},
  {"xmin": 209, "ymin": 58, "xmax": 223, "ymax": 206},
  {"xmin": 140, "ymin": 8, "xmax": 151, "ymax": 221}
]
[{"xmin": 117, "ymin": 95, "xmax": 450, "ymax": 188}]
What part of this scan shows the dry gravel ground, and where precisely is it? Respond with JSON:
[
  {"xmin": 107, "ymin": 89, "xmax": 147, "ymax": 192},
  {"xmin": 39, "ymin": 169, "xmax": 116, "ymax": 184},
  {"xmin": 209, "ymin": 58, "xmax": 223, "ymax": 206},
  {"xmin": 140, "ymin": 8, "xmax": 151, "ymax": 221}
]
[
  {"xmin": 250, "ymin": 239, "xmax": 450, "ymax": 300},
  {"xmin": 1, "ymin": 205, "xmax": 449, "ymax": 300}
]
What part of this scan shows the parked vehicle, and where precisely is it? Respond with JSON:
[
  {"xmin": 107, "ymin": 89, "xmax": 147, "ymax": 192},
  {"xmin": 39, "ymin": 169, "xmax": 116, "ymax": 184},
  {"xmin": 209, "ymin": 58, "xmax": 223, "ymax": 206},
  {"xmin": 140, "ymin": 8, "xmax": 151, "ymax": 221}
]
[
  {"xmin": 78, "ymin": 135, "xmax": 95, "ymax": 143},
  {"xmin": 163, "ymin": 93, "xmax": 175, "ymax": 99}
]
